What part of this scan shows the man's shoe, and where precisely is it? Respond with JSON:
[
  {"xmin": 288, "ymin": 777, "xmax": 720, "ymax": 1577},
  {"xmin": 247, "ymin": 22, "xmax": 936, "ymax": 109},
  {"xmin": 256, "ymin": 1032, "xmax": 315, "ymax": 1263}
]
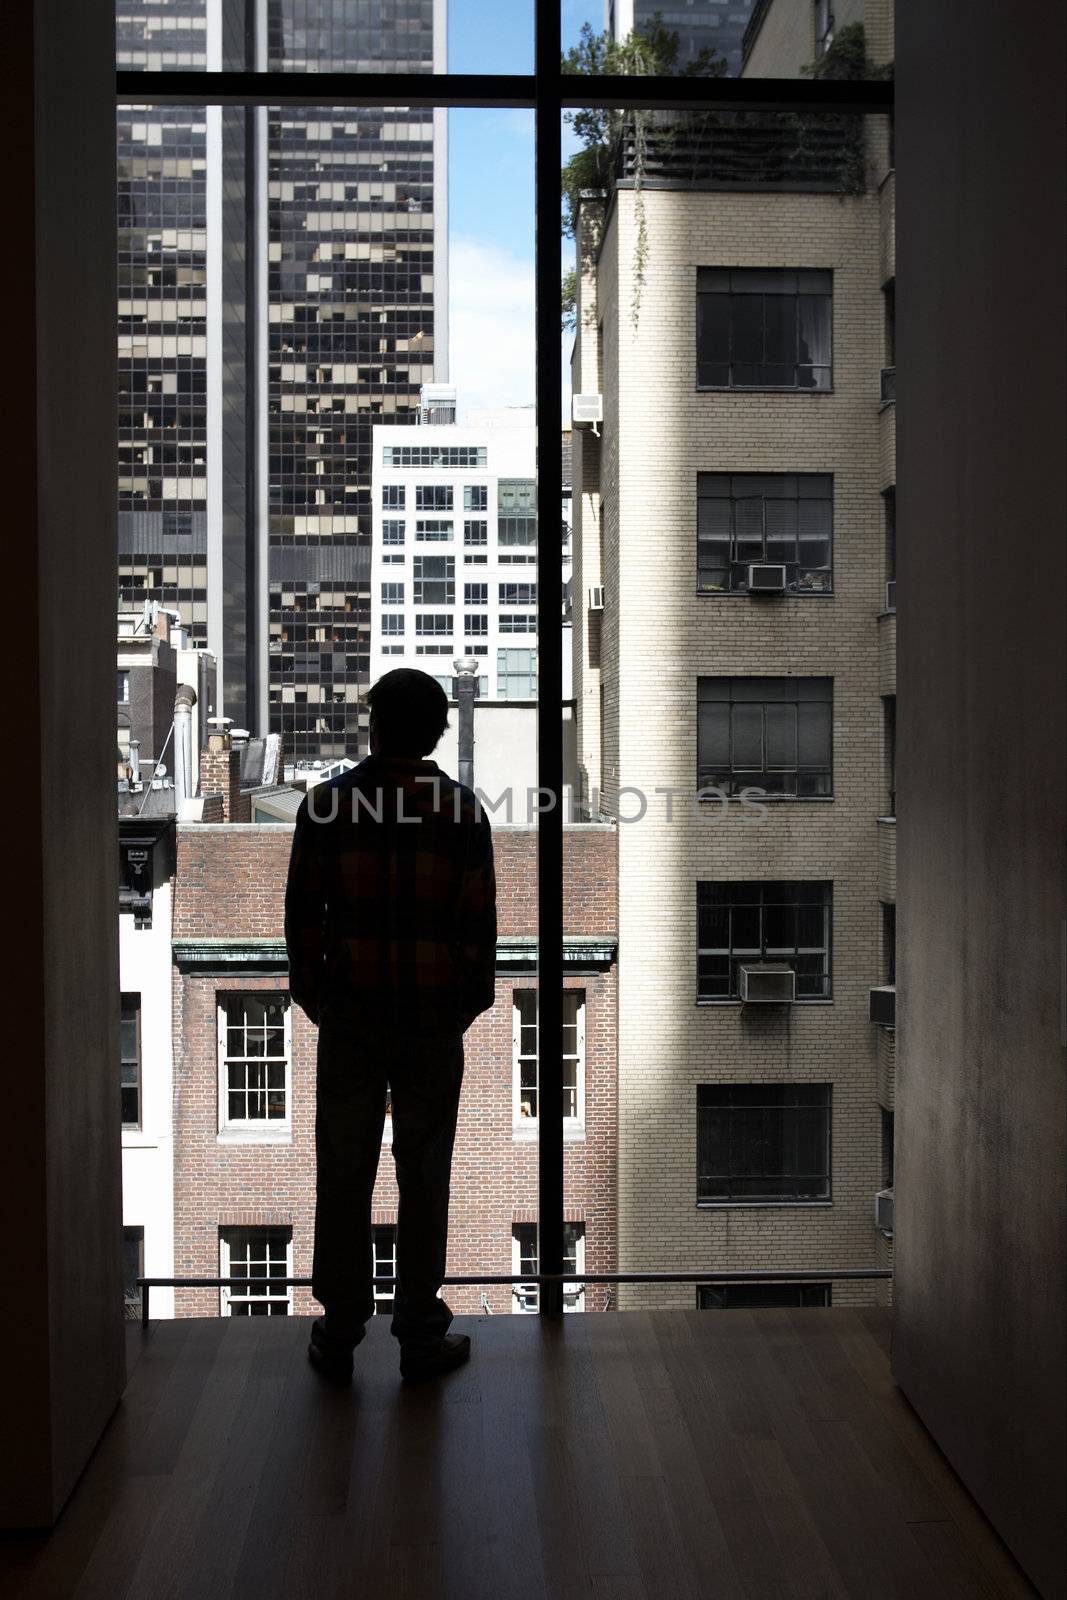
[
  {"xmin": 307, "ymin": 1317, "xmax": 364, "ymax": 1383},
  {"xmin": 399, "ymin": 1332, "xmax": 471, "ymax": 1384}
]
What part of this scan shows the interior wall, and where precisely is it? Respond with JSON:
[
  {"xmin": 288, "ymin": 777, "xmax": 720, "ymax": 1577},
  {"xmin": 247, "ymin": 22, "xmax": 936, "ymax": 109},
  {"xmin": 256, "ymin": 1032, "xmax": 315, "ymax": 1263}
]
[
  {"xmin": 894, "ymin": 4, "xmax": 1067, "ymax": 1595},
  {"xmin": 1, "ymin": 0, "xmax": 125, "ymax": 1526}
]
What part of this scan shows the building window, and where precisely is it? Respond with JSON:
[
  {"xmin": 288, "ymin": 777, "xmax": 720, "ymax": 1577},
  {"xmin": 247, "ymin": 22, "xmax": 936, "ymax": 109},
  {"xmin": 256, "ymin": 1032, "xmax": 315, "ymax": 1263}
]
[
  {"xmin": 499, "ymin": 582, "xmax": 537, "ymax": 606},
  {"xmin": 416, "ymin": 613, "xmax": 453, "ymax": 637},
  {"xmin": 117, "ymin": 669, "xmax": 130, "ymax": 702},
  {"xmin": 465, "ymin": 553, "xmax": 488, "ymax": 565},
  {"xmin": 882, "ymin": 902, "xmax": 896, "ymax": 985},
  {"xmin": 884, "ymin": 695, "xmax": 896, "ymax": 817},
  {"xmin": 697, "ymin": 1281, "xmax": 831, "ymax": 1309},
  {"xmin": 697, "ymin": 881, "xmax": 832, "ymax": 1001},
  {"xmin": 382, "ymin": 645, "xmax": 404, "ymax": 656},
  {"xmin": 881, "ymin": 1108, "xmax": 895, "ymax": 1189},
  {"xmin": 120, "ymin": 992, "xmax": 141, "ymax": 1130},
  {"xmin": 381, "ymin": 614, "xmax": 405, "ymax": 637},
  {"xmin": 464, "ymin": 484, "xmax": 488, "ymax": 511},
  {"xmin": 381, "ymin": 519, "xmax": 405, "ymax": 546},
  {"xmin": 382, "ymin": 553, "xmax": 404, "ymax": 566},
  {"xmin": 415, "ymin": 519, "xmax": 454, "ymax": 541},
  {"xmin": 512, "ymin": 1223, "xmax": 585, "ymax": 1314},
  {"xmin": 465, "ymin": 613, "xmax": 488, "ymax": 637},
  {"xmin": 415, "ymin": 484, "xmax": 453, "ymax": 511},
  {"xmin": 219, "ymin": 1226, "xmax": 292, "ymax": 1316},
  {"xmin": 697, "ymin": 1084, "xmax": 832, "ymax": 1204},
  {"xmin": 498, "ymin": 648, "xmax": 537, "ymax": 700},
  {"xmin": 464, "ymin": 582, "xmax": 488, "ymax": 605},
  {"xmin": 513, "ymin": 989, "xmax": 585, "ymax": 1124},
  {"xmin": 697, "ymin": 677, "xmax": 833, "ymax": 796},
  {"xmin": 383, "ymin": 445, "xmax": 485, "ymax": 468},
  {"xmin": 499, "ymin": 613, "xmax": 536, "ymax": 634},
  {"xmin": 417, "ymin": 645, "xmax": 453, "ymax": 657},
  {"xmin": 412, "ymin": 555, "xmax": 455, "ymax": 606},
  {"xmin": 884, "ymin": 486, "xmax": 896, "ymax": 595},
  {"xmin": 499, "ymin": 553, "xmax": 536, "ymax": 566},
  {"xmin": 218, "ymin": 994, "xmax": 291, "ymax": 1131},
  {"xmin": 123, "ymin": 1226, "xmax": 144, "ymax": 1320},
  {"xmin": 381, "ymin": 582, "xmax": 404, "ymax": 605},
  {"xmin": 372, "ymin": 1224, "xmax": 397, "ymax": 1314},
  {"xmin": 382, "ymin": 484, "xmax": 405, "ymax": 510},
  {"xmin": 464, "ymin": 519, "xmax": 488, "ymax": 546},
  {"xmin": 696, "ymin": 268, "xmax": 832, "ymax": 391},
  {"xmin": 697, "ymin": 472, "xmax": 833, "ymax": 594}
]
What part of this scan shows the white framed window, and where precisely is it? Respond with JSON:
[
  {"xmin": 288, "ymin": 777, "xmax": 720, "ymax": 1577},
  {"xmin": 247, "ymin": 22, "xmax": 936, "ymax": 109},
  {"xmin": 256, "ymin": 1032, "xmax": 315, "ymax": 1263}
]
[
  {"xmin": 372, "ymin": 1223, "xmax": 397, "ymax": 1314},
  {"xmin": 219, "ymin": 1226, "xmax": 292, "ymax": 1316},
  {"xmin": 217, "ymin": 993, "xmax": 292, "ymax": 1139},
  {"xmin": 511, "ymin": 1223, "xmax": 585, "ymax": 1314},
  {"xmin": 513, "ymin": 988, "xmax": 585, "ymax": 1127}
]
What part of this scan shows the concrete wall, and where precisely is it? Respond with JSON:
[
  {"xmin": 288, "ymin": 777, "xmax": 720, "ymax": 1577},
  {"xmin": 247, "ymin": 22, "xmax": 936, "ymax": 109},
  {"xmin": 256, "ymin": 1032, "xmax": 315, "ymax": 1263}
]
[
  {"xmin": 894, "ymin": 4, "xmax": 1067, "ymax": 1593},
  {"xmin": 2, "ymin": 0, "xmax": 125, "ymax": 1527}
]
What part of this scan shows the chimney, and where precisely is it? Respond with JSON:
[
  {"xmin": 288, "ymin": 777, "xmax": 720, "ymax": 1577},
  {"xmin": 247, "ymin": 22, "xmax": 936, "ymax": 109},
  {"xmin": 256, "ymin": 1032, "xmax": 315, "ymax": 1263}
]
[
  {"xmin": 173, "ymin": 685, "xmax": 197, "ymax": 810},
  {"xmin": 129, "ymin": 738, "xmax": 141, "ymax": 787},
  {"xmin": 453, "ymin": 657, "xmax": 478, "ymax": 792},
  {"xmin": 199, "ymin": 717, "xmax": 250, "ymax": 823}
]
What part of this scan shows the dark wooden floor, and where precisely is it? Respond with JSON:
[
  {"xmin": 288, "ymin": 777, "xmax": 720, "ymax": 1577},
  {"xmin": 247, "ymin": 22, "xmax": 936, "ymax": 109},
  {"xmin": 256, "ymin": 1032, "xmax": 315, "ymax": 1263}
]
[{"xmin": 0, "ymin": 1309, "xmax": 1037, "ymax": 1600}]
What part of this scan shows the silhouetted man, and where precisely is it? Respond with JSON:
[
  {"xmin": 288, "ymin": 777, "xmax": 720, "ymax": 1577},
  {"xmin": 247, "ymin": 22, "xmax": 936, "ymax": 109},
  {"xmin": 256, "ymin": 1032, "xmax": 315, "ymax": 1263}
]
[{"xmin": 285, "ymin": 669, "xmax": 496, "ymax": 1382}]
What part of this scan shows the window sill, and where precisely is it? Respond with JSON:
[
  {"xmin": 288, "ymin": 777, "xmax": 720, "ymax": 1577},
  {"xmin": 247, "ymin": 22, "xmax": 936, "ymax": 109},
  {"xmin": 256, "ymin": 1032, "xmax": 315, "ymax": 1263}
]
[
  {"xmin": 696, "ymin": 794, "xmax": 835, "ymax": 804},
  {"xmin": 696, "ymin": 386, "xmax": 835, "ymax": 397},
  {"xmin": 696, "ymin": 1200, "xmax": 833, "ymax": 1210},
  {"xmin": 217, "ymin": 1128, "xmax": 294, "ymax": 1146},
  {"xmin": 695, "ymin": 590, "xmax": 835, "ymax": 599},
  {"xmin": 695, "ymin": 998, "xmax": 834, "ymax": 1008},
  {"xmin": 513, "ymin": 1123, "xmax": 586, "ymax": 1143}
]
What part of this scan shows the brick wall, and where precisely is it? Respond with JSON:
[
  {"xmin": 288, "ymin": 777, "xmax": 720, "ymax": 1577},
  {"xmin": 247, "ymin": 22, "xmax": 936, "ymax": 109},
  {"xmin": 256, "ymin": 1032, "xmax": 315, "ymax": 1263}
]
[{"xmin": 172, "ymin": 823, "xmax": 618, "ymax": 1321}]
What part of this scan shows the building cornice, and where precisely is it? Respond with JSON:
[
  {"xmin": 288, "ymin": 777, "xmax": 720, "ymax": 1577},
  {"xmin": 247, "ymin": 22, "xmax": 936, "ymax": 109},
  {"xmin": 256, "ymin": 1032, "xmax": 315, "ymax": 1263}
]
[{"xmin": 172, "ymin": 933, "xmax": 618, "ymax": 975}]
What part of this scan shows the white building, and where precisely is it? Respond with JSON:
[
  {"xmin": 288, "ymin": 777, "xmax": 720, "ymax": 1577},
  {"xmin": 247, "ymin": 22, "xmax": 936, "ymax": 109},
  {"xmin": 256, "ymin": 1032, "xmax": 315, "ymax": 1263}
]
[{"xmin": 370, "ymin": 391, "xmax": 539, "ymax": 703}]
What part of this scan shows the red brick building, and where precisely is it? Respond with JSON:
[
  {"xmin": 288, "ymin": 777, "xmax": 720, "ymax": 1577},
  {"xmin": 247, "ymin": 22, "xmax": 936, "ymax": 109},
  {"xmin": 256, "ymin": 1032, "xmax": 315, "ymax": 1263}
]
[{"xmin": 171, "ymin": 821, "xmax": 618, "ymax": 1319}]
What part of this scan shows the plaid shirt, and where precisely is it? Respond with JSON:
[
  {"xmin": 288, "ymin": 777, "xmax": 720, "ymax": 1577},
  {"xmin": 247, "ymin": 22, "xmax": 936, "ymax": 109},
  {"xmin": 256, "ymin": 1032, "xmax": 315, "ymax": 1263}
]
[{"xmin": 284, "ymin": 756, "xmax": 497, "ymax": 1034}]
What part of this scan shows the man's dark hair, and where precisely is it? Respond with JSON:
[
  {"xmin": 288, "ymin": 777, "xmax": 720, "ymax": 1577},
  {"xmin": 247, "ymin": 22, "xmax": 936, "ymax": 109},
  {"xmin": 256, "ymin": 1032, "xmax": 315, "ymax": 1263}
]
[{"xmin": 366, "ymin": 668, "xmax": 450, "ymax": 757}]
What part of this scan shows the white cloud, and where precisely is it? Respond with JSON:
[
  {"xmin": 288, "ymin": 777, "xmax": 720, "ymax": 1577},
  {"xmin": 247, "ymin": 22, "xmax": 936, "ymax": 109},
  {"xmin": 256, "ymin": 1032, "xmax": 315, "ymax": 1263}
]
[{"xmin": 448, "ymin": 236, "xmax": 535, "ymax": 421}]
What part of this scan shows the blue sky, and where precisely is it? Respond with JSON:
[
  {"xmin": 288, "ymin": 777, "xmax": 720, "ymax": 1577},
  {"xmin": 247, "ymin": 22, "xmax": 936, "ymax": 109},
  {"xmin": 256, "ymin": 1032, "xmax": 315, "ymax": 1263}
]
[{"xmin": 446, "ymin": 1, "xmax": 601, "ymax": 418}]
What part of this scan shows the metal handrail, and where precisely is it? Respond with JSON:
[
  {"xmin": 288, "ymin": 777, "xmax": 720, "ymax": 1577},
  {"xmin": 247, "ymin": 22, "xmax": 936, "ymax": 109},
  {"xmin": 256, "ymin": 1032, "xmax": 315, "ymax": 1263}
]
[{"xmin": 136, "ymin": 1268, "xmax": 892, "ymax": 1329}]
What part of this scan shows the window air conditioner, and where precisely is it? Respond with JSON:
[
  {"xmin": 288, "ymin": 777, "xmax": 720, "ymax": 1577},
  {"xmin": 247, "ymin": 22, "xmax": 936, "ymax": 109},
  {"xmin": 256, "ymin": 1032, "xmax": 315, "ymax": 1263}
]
[
  {"xmin": 572, "ymin": 393, "xmax": 603, "ymax": 425},
  {"xmin": 739, "ymin": 964, "xmax": 796, "ymax": 1003},
  {"xmin": 875, "ymin": 1186, "xmax": 894, "ymax": 1234},
  {"xmin": 588, "ymin": 586, "xmax": 605, "ymax": 612},
  {"xmin": 885, "ymin": 579, "xmax": 896, "ymax": 611},
  {"xmin": 869, "ymin": 984, "xmax": 896, "ymax": 1028},
  {"xmin": 748, "ymin": 563, "xmax": 787, "ymax": 594}
]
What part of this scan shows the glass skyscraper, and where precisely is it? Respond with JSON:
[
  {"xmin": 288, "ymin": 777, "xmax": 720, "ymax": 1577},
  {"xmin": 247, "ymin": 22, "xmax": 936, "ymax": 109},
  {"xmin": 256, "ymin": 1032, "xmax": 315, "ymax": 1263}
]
[{"xmin": 116, "ymin": 0, "xmax": 446, "ymax": 755}]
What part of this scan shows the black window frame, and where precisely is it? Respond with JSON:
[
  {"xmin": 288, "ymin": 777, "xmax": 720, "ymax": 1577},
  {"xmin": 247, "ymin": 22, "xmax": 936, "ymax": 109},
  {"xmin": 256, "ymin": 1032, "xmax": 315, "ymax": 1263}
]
[
  {"xmin": 116, "ymin": 39, "xmax": 893, "ymax": 1319},
  {"xmin": 696, "ymin": 1083, "xmax": 833, "ymax": 1205},
  {"xmin": 120, "ymin": 991, "xmax": 141, "ymax": 1130},
  {"xmin": 697, "ymin": 676, "xmax": 833, "ymax": 798},
  {"xmin": 697, "ymin": 881, "xmax": 833, "ymax": 1002},
  {"xmin": 697, "ymin": 471, "xmax": 834, "ymax": 595},
  {"xmin": 696, "ymin": 268, "xmax": 833, "ymax": 392},
  {"xmin": 412, "ymin": 554, "xmax": 455, "ymax": 606}
]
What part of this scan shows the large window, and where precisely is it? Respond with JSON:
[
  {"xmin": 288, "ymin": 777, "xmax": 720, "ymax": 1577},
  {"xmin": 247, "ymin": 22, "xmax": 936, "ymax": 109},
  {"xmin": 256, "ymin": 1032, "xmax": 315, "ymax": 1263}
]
[
  {"xmin": 697, "ymin": 1085, "xmax": 832, "ymax": 1204},
  {"xmin": 416, "ymin": 613, "xmax": 453, "ymax": 637},
  {"xmin": 415, "ymin": 484, "xmax": 453, "ymax": 511},
  {"xmin": 381, "ymin": 484, "xmax": 405, "ymax": 510},
  {"xmin": 219, "ymin": 1227, "xmax": 292, "ymax": 1316},
  {"xmin": 513, "ymin": 989, "xmax": 585, "ymax": 1125},
  {"xmin": 384, "ymin": 446, "xmax": 485, "ymax": 469},
  {"xmin": 512, "ymin": 1223, "xmax": 585, "ymax": 1314},
  {"xmin": 372, "ymin": 1224, "xmax": 397, "ymax": 1315},
  {"xmin": 697, "ymin": 882, "xmax": 832, "ymax": 1001},
  {"xmin": 498, "ymin": 648, "xmax": 537, "ymax": 700},
  {"xmin": 413, "ymin": 555, "xmax": 454, "ymax": 606},
  {"xmin": 697, "ymin": 473, "xmax": 833, "ymax": 594},
  {"xmin": 696, "ymin": 268, "xmax": 832, "ymax": 391},
  {"xmin": 697, "ymin": 678, "xmax": 833, "ymax": 796},
  {"xmin": 464, "ymin": 484, "xmax": 488, "ymax": 511},
  {"xmin": 218, "ymin": 994, "xmax": 291, "ymax": 1134},
  {"xmin": 120, "ymin": 992, "xmax": 141, "ymax": 1130}
]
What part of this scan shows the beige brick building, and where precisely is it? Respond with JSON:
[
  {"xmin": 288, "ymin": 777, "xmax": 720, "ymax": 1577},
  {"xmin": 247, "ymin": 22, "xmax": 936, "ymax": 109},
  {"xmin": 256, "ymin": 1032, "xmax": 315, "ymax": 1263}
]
[{"xmin": 570, "ymin": 0, "xmax": 895, "ymax": 1307}]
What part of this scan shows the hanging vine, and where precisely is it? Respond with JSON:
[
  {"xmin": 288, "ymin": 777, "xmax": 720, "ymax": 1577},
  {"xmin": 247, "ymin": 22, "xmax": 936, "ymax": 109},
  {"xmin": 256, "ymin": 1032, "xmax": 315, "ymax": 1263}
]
[{"xmin": 561, "ymin": 22, "xmax": 726, "ymax": 330}]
